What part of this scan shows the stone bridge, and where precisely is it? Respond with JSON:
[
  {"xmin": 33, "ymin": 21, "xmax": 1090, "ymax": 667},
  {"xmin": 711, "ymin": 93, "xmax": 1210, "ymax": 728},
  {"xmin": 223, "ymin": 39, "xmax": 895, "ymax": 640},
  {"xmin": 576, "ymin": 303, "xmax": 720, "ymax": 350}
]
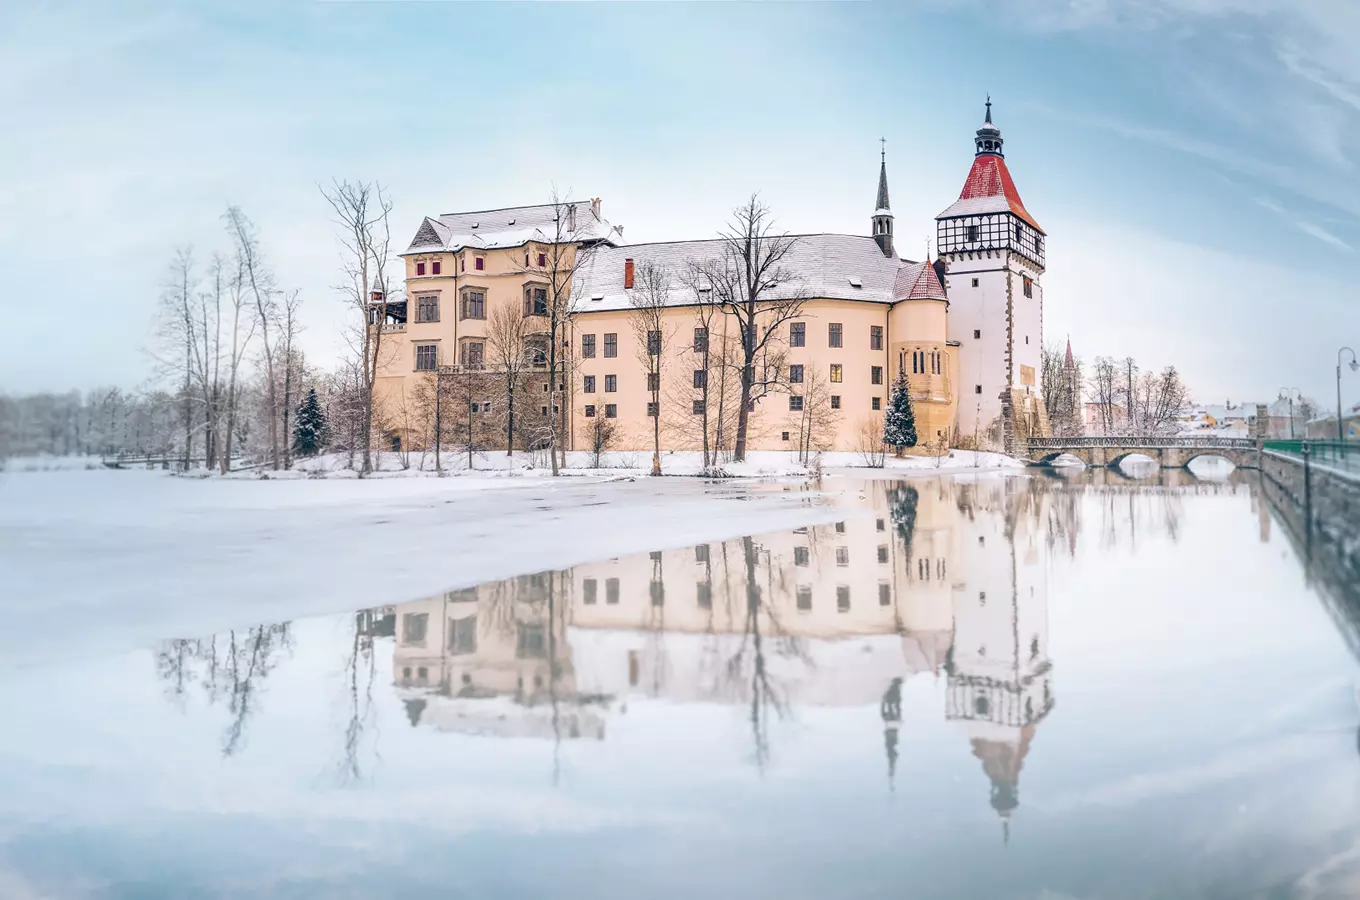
[{"xmin": 1025, "ymin": 436, "xmax": 1260, "ymax": 469}]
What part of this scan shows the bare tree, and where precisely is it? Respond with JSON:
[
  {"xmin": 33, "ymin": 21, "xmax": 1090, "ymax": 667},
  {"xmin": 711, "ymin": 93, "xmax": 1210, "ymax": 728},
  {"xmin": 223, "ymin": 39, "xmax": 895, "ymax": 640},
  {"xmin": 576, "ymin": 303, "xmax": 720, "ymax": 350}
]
[
  {"xmin": 694, "ymin": 195, "xmax": 809, "ymax": 461},
  {"xmin": 792, "ymin": 366, "xmax": 840, "ymax": 464},
  {"xmin": 221, "ymin": 251, "xmax": 257, "ymax": 472},
  {"xmin": 855, "ymin": 415, "xmax": 887, "ymax": 467},
  {"xmin": 485, "ymin": 303, "xmax": 531, "ymax": 459},
  {"xmin": 508, "ymin": 190, "xmax": 599, "ymax": 476},
  {"xmin": 224, "ymin": 207, "xmax": 281, "ymax": 469},
  {"xmin": 1087, "ymin": 355, "xmax": 1123, "ymax": 436},
  {"xmin": 321, "ymin": 179, "xmax": 397, "ymax": 475},
  {"xmin": 1130, "ymin": 365, "xmax": 1191, "ymax": 435},
  {"xmin": 587, "ymin": 414, "xmax": 616, "ymax": 468},
  {"xmin": 153, "ymin": 247, "xmax": 198, "ymax": 469},
  {"xmin": 278, "ymin": 290, "xmax": 303, "ymax": 469},
  {"xmin": 628, "ymin": 260, "xmax": 672, "ymax": 475}
]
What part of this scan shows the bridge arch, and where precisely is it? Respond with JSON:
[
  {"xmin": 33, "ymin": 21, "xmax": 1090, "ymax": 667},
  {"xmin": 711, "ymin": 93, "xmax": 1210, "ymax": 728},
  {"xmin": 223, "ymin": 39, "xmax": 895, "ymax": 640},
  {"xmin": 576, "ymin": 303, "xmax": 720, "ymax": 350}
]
[
  {"xmin": 1184, "ymin": 450, "xmax": 1242, "ymax": 469},
  {"xmin": 1026, "ymin": 436, "xmax": 1258, "ymax": 470}
]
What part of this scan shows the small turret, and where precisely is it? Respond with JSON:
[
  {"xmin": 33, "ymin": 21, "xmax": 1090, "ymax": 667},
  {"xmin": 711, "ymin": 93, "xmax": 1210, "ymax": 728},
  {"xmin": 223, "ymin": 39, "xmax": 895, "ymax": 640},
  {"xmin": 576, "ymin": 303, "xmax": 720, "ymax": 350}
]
[
  {"xmin": 872, "ymin": 142, "xmax": 895, "ymax": 258},
  {"xmin": 369, "ymin": 274, "xmax": 385, "ymax": 304}
]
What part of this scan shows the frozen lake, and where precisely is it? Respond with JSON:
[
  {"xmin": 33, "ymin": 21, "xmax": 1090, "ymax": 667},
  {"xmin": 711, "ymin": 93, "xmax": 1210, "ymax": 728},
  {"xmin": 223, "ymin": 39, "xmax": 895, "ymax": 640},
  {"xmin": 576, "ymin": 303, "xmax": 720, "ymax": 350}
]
[{"xmin": 3, "ymin": 468, "xmax": 1359, "ymax": 898}]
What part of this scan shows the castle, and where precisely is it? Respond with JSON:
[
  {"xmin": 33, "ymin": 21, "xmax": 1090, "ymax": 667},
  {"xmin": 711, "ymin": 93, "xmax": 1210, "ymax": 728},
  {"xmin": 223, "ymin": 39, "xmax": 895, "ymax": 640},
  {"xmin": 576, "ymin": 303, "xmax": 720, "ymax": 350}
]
[{"xmin": 371, "ymin": 101, "xmax": 1048, "ymax": 455}]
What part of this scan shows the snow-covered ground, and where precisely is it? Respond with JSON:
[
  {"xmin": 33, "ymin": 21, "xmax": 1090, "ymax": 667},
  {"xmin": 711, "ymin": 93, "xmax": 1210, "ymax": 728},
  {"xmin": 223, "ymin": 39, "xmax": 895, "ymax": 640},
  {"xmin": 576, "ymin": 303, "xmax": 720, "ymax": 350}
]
[{"xmin": 0, "ymin": 466, "xmax": 866, "ymax": 670}]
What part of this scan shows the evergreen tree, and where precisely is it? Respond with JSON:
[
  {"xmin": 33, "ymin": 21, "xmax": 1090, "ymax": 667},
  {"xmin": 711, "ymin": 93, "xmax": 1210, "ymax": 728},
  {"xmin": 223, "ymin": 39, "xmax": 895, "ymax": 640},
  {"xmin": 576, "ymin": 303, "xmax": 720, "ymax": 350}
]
[
  {"xmin": 883, "ymin": 368, "xmax": 917, "ymax": 454},
  {"xmin": 293, "ymin": 388, "xmax": 328, "ymax": 457}
]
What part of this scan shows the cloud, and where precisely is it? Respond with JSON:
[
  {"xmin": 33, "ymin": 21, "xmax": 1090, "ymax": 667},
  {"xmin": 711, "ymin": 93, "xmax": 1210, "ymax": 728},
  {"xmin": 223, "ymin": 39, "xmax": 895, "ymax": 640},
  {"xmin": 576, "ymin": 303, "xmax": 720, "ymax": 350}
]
[{"xmin": 1252, "ymin": 196, "xmax": 1353, "ymax": 252}]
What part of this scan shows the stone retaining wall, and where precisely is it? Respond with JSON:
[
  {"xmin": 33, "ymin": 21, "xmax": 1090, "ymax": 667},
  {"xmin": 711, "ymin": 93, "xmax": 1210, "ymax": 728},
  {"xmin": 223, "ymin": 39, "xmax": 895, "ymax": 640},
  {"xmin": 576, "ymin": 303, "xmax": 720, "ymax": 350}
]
[{"xmin": 1261, "ymin": 450, "xmax": 1360, "ymax": 559}]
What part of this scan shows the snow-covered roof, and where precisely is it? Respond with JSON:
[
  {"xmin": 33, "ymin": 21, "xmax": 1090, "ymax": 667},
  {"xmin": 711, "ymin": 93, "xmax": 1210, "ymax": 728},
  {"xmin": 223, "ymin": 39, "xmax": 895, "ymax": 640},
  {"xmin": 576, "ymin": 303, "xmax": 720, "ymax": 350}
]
[
  {"xmin": 403, "ymin": 200, "xmax": 624, "ymax": 256},
  {"xmin": 937, "ymin": 154, "xmax": 1044, "ymax": 233},
  {"xmin": 893, "ymin": 260, "xmax": 948, "ymax": 301},
  {"xmin": 572, "ymin": 234, "xmax": 930, "ymax": 313}
]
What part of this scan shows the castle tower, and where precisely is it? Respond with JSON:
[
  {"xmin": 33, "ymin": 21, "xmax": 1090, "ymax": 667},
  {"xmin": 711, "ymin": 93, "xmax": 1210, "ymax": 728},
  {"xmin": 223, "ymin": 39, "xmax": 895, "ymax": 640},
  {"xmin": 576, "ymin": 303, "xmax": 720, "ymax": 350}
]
[
  {"xmin": 873, "ymin": 145, "xmax": 895, "ymax": 258},
  {"xmin": 936, "ymin": 98, "xmax": 1047, "ymax": 452}
]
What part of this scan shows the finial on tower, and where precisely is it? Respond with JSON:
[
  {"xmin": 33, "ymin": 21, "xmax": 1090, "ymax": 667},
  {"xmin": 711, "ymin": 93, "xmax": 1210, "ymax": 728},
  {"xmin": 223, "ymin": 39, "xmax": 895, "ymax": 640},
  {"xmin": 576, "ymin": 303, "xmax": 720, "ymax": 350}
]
[{"xmin": 985, "ymin": 93, "xmax": 993, "ymax": 124}]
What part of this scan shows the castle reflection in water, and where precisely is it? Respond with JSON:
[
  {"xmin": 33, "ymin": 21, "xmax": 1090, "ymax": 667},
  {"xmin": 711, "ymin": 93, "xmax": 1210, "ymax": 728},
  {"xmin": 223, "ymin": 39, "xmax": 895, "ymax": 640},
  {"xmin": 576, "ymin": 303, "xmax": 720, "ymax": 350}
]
[{"xmin": 381, "ymin": 474, "xmax": 1070, "ymax": 833}]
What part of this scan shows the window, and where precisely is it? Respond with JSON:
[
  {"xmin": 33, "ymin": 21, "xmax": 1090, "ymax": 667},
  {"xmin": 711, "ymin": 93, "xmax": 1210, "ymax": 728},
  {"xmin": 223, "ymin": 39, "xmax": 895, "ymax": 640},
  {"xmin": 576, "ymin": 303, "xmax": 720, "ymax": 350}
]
[
  {"xmin": 650, "ymin": 580, "xmax": 664, "ymax": 606},
  {"xmin": 794, "ymin": 546, "xmax": 809, "ymax": 566},
  {"xmin": 470, "ymin": 402, "xmax": 480, "ymax": 413},
  {"xmin": 973, "ymin": 329, "xmax": 981, "ymax": 339},
  {"xmin": 415, "ymin": 343, "xmax": 438, "ymax": 371},
  {"xmin": 431, "ymin": 260, "xmax": 441, "ymax": 276},
  {"xmin": 692, "ymin": 399, "xmax": 705, "ymax": 415},
  {"xmin": 647, "ymin": 372, "xmax": 659, "ymax": 392},
  {"xmin": 605, "ymin": 404, "xmax": 617, "ymax": 418},
  {"xmin": 391, "ymin": 435, "xmax": 401, "ymax": 452},
  {"xmin": 912, "ymin": 350, "xmax": 924, "ymax": 374},
  {"xmin": 693, "ymin": 327, "xmax": 708, "ymax": 352},
  {"xmin": 481, "ymin": 401, "xmax": 493, "ymax": 414},
  {"xmin": 1023, "ymin": 276, "xmax": 1033, "ymax": 298},
  {"xmin": 975, "ymin": 384, "xmax": 983, "ymax": 394},
  {"xmin": 416, "ymin": 261, "xmax": 426, "ymax": 276},
  {"xmin": 872, "ymin": 397, "xmax": 882, "ymax": 410},
  {"xmin": 830, "ymin": 395, "xmax": 840, "ymax": 409},
  {"xmin": 829, "ymin": 323, "xmax": 843, "ymax": 348},
  {"xmin": 459, "ymin": 340, "xmax": 484, "ymax": 368},
  {"xmin": 932, "ymin": 351, "xmax": 942, "ymax": 375},
  {"xmin": 647, "ymin": 401, "xmax": 659, "ymax": 417},
  {"xmin": 582, "ymin": 333, "xmax": 596, "ymax": 358},
  {"xmin": 604, "ymin": 333, "xmax": 618, "ymax": 357},
  {"xmin": 835, "ymin": 521, "xmax": 845, "ymax": 533},
  {"xmin": 789, "ymin": 364, "xmax": 804, "ymax": 384},
  {"xmin": 789, "ymin": 395, "xmax": 804, "ymax": 411},
  {"xmin": 583, "ymin": 375, "xmax": 596, "ymax": 393},
  {"xmin": 967, "ymin": 225, "xmax": 979, "ymax": 242},
  {"xmin": 693, "ymin": 369, "xmax": 706, "ymax": 388},
  {"xmin": 416, "ymin": 295, "xmax": 439, "ymax": 323},
  {"xmin": 877, "ymin": 518, "xmax": 885, "ymax": 531},
  {"xmin": 647, "ymin": 331, "xmax": 661, "ymax": 356},
  {"xmin": 537, "ymin": 252, "xmax": 547, "ymax": 267},
  {"xmin": 879, "ymin": 583, "xmax": 891, "ymax": 606},
  {"xmin": 836, "ymin": 586, "xmax": 850, "ymax": 612},
  {"xmin": 448, "ymin": 615, "xmax": 476, "ymax": 655},
  {"xmin": 516, "ymin": 624, "xmax": 546, "ymax": 659},
  {"xmin": 474, "ymin": 256, "xmax": 485, "ymax": 271},
  {"xmin": 583, "ymin": 579, "xmax": 597, "ymax": 604},
  {"xmin": 606, "ymin": 577, "xmax": 619, "ymax": 604},
  {"xmin": 971, "ymin": 277, "xmax": 979, "ymax": 287},
  {"xmin": 459, "ymin": 255, "xmax": 466, "ymax": 272},
  {"xmin": 830, "ymin": 364, "xmax": 843, "ymax": 383},
  {"xmin": 781, "ymin": 431, "xmax": 790, "ymax": 441},
  {"xmin": 797, "ymin": 586, "xmax": 812, "ymax": 610},
  {"xmin": 525, "ymin": 340, "xmax": 548, "ymax": 368},
  {"xmin": 871, "ymin": 325, "xmax": 883, "ymax": 350},
  {"xmin": 695, "ymin": 544, "xmax": 709, "ymax": 563},
  {"xmin": 525, "ymin": 286, "xmax": 548, "ymax": 316},
  {"xmin": 1015, "ymin": 223, "xmax": 1023, "ymax": 242},
  {"xmin": 790, "ymin": 322, "xmax": 806, "ymax": 347},
  {"xmin": 1035, "ymin": 236, "xmax": 1044, "ymax": 255},
  {"xmin": 584, "ymin": 404, "xmax": 596, "ymax": 418},
  {"xmin": 696, "ymin": 582, "xmax": 712, "ymax": 609},
  {"xmin": 835, "ymin": 547, "xmax": 849, "ymax": 567},
  {"xmin": 605, "ymin": 374, "xmax": 617, "ymax": 392},
  {"xmin": 871, "ymin": 366, "xmax": 883, "ymax": 385},
  {"xmin": 877, "ymin": 545, "xmax": 889, "ymax": 564},
  {"xmin": 541, "ymin": 406, "xmax": 548, "ymax": 416},
  {"xmin": 461, "ymin": 290, "xmax": 485, "ymax": 320},
  {"xmin": 402, "ymin": 613, "xmax": 428, "ymax": 645}
]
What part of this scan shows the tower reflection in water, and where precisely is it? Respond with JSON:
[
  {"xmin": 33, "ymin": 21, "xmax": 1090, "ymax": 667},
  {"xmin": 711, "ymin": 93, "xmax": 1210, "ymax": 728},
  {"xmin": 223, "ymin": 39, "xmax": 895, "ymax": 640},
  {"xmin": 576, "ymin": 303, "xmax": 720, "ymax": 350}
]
[{"xmin": 386, "ymin": 475, "xmax": 1058, "ymax": 831}]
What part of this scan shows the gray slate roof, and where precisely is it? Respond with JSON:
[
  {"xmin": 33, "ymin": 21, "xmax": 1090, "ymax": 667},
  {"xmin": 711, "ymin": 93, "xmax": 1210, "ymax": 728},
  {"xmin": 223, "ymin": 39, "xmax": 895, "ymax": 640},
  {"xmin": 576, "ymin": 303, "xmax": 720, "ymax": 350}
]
[
  {"xmin": 573, "ymin": 234, "xmax": 928, "ymax": 313},
  {"xmin": 403, "ymin": 200, "xmax": 622, "ymax": 255}
]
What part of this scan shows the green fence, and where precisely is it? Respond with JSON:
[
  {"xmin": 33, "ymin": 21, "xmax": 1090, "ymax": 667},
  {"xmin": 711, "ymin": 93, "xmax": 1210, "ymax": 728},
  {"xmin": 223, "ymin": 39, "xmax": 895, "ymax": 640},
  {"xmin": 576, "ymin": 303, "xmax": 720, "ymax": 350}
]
[{"xmin": 1264, "ymin": 440, "xmax": 1360, "ymax": 475}]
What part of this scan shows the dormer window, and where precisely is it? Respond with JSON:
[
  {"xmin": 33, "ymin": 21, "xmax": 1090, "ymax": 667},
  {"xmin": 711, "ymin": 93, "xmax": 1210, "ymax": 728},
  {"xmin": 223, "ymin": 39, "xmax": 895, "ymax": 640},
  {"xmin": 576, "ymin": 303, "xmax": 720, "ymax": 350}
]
[{"xmin": 848, "ymin": 277, "xmax": 862, "ymax": 289}]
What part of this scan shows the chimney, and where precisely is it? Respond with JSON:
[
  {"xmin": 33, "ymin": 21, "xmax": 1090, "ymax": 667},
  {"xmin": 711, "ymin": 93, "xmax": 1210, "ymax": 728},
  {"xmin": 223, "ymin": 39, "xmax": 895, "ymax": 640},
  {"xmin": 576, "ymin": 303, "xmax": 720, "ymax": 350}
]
[
  {"xmin": 624, "ymin": 258, "xmax": 635, "ymax": 289},
  {"xmin": 591, "ymin": 198, "xmax": 601, "ymax": 219},
  {"xmin": 567, "ymin": 204, "xmax": 577, "ymax": 231}
]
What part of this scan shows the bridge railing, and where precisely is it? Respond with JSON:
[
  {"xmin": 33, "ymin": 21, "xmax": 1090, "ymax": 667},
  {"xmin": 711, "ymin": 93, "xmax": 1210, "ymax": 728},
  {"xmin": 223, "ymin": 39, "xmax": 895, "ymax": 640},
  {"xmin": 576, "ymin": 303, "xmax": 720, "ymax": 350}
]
[
  {"xmin": 1027, "ymin": 436, "xmax": 1257, "ymax": 451},
  {"xmin": 1264, "ymin": 439, "xmax": 1359, "ymax": 475}
]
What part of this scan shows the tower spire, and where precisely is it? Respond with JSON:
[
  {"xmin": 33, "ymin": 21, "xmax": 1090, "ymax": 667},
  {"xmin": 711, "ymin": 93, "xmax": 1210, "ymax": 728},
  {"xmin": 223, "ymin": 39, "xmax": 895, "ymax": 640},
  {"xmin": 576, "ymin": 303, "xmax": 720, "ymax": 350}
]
[
  {"xmin": 975, "ymin": 96, "xmax": 1004, "ymax": 157},
  {"xmin": 872, "ymin": 140, "xmax": 894, "ymax": 257}
]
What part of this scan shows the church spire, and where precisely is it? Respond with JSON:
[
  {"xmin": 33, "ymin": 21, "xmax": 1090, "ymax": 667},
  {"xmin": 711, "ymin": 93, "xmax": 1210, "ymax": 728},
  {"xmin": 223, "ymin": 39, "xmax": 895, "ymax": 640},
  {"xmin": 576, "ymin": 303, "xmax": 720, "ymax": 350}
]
[
  {"xmin": 873, "ymin": 140, "xmax": 895, "ymax": 257},
  {"xmin": 975, "ymin": 94, "xmax": 1004, "ymax": 158}
]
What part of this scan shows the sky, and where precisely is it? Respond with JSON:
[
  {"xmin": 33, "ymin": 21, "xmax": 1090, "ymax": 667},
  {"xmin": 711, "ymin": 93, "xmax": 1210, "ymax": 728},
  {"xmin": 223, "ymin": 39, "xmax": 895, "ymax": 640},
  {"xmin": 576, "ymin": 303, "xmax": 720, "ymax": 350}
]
[{"xmin": 2, "ymin": 0, "xmax": 1358, "ymax": 412}]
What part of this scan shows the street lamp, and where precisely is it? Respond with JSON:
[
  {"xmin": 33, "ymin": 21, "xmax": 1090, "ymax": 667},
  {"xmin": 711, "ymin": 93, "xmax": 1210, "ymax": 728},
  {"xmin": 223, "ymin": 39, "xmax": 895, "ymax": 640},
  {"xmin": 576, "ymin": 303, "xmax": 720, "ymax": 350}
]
[
  {"xmin": 1278, "ymin": 387, "xmax": 1301, "ymax": 439},
  {"xmin": 1339, "ymin": 347, "xmax": 1359, "ymax": 444}
]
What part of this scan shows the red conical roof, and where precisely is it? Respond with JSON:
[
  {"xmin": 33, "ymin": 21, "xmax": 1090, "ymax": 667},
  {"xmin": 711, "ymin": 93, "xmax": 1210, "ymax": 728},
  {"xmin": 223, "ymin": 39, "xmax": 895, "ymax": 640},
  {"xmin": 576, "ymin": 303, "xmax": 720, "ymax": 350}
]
[
  {"xmin": 893, "ymin": 261, "xmax": 948, "ymax": 302},
  {"xmin": 956, "ymin": 154, "xmax": 1043, "ymax": 233}
]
